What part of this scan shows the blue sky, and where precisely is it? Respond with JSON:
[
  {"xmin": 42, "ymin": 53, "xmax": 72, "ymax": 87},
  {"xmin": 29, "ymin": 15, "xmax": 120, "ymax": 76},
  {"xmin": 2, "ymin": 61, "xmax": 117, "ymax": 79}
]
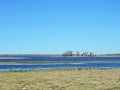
[{"xmin": 0, "ymin": 0, "xmax": 120, "ymax": 54}]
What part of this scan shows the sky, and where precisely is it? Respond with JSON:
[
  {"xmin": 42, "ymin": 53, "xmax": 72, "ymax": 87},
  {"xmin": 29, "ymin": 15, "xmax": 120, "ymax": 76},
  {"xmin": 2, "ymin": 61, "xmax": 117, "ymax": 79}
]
[{"xmin": 0, "ymin": 0, "xmax": 120, "ymax": 54}]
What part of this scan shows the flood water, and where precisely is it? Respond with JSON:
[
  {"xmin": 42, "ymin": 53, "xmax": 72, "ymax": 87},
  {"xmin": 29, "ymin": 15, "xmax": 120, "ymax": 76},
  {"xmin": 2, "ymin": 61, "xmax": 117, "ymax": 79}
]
[{"xmin": 0, "ymin": 56, "xmax": 120, "ymax": 71}]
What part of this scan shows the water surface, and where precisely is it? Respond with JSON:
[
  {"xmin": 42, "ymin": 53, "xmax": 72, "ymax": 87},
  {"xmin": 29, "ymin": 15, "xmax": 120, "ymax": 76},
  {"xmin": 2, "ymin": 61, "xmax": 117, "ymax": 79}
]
[{"xmin": 0, "ymin": 56, "xmax": 120, "ymax": 71}]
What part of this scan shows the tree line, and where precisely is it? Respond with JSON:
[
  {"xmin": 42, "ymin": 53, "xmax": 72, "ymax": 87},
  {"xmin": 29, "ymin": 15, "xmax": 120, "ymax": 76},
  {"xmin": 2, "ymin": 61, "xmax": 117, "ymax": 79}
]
[{"xmin": 62, "ymin": 51, "xmax": 95, "ymax": 57}]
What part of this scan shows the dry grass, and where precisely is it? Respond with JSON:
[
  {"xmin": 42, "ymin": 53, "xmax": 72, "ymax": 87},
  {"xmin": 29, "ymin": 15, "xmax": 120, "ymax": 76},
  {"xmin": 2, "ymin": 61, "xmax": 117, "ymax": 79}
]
[{"xmin": 0, "ymin": 68, "xmax": 120, "ymax": 90}]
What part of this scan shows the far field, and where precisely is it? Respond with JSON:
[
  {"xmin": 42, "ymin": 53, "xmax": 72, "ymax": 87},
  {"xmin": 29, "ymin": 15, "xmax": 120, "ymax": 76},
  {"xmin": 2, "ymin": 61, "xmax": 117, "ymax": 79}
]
[{"xmin": 0, "ymin": 68, "xmax": 120, "ymax": 90}]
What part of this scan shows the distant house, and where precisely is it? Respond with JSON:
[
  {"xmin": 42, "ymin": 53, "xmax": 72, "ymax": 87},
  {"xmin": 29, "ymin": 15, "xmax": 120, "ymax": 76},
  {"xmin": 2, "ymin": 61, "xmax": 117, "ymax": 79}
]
[{"xmin": 63, "ymin": 51, "xmax": 73, "ymax": 56}]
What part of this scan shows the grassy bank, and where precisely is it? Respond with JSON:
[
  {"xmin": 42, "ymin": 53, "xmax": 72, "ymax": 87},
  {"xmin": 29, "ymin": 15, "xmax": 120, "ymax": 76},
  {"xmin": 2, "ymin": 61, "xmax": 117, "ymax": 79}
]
[{"xmin": 0, "ymin": 68, "xmax": 120, "ymax": 90}]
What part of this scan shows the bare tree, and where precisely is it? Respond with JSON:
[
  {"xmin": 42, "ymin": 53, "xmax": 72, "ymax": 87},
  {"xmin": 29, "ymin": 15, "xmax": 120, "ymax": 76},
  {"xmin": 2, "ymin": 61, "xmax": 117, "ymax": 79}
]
[{"xmin": 76, "ymin": 51, "xmax": 80, "ymax": 56}]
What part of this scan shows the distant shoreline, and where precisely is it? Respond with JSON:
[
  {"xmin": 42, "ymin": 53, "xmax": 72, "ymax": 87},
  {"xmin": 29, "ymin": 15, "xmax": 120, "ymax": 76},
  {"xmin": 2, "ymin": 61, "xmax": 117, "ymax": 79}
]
[{"xmin": 0, "ymin": 54, "xmax": 120, "ymax": 58}]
